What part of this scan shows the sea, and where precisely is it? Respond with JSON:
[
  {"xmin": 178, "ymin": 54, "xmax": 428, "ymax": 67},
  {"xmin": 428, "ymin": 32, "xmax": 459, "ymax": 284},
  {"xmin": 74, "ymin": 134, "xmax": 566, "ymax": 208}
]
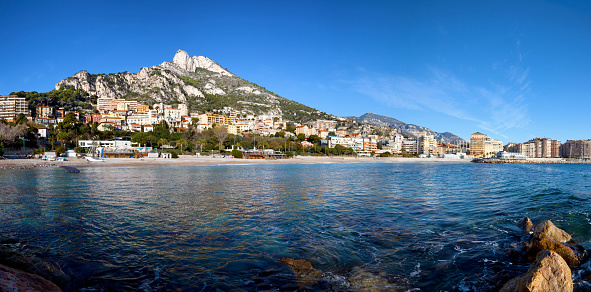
[{"xmin": 1, "ymin": 162, "xmax": 590, "ymax": 291}]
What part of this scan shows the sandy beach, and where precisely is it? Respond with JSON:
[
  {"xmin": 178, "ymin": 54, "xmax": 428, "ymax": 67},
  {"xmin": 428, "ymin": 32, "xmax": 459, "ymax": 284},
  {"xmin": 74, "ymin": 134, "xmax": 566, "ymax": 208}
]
[{"xmin": 0, "ymin": 155, "xmax": 471, "ymax": 169}]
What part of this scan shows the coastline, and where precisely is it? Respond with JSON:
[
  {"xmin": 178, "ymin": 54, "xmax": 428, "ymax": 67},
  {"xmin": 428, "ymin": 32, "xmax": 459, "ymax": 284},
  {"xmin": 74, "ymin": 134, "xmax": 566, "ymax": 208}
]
[{"xmin": 0, "ymin": 155, "xmax": 471, "ymax": 169}]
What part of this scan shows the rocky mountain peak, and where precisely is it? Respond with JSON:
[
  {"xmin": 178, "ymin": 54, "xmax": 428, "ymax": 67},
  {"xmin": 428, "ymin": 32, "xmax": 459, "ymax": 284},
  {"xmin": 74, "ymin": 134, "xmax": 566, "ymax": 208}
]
[
  {"xmin": 171, "ymin": 49, "xmax": 234, "ymax": 77},
  {"xmin": 173, "ymin": 49, "xmax": 194, "ymax": 71}
]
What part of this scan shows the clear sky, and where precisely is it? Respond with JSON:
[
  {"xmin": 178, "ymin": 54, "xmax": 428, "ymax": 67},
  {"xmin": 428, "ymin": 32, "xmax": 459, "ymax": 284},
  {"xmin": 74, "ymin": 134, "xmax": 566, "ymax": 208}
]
[{"xmin": 1, "ymin": 0, "xmax": 590, "ymax": 143}]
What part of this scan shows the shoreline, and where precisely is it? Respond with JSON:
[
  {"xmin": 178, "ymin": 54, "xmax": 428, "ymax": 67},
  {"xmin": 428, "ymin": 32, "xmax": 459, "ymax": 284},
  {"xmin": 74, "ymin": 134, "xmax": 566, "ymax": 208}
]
[
  {"xmin": 3, "ymin": 156, "xmax": 590, "ymax": 169},
  {"xmin": 0, "ymin": 155, "xmax": 471, "ymax": 169}
]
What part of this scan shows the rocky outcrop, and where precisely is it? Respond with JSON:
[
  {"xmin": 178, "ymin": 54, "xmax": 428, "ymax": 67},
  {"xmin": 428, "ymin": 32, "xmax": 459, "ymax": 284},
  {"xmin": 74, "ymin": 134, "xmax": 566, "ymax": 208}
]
[
  {"xmin": 527, "ymin": 231, "xmax": 588, "ymax": 267},
  {"xmin": 0, "ymin": 245, "xmax": 70, "ymax": 288},
  {"xmin": 518, "ymin": 217, "xmax": 533, "ymax": 233},
  {"xmin": 532, "ymin": 220, "xmax": 571, "ymax": 242},
  {"xmin": 172, "ymin": 49, "xmax": 234, "ymax": 76},
  {"xmin": 502, "ymin": 218, "xmax": 589, "ymax": 291},
  {"xmin": 0, "ymin": 264, "xmax": 62, "ymax": 292},
  {"xmin": 500, "ymin": 250, "xmax": 573, "ymax": 292}
]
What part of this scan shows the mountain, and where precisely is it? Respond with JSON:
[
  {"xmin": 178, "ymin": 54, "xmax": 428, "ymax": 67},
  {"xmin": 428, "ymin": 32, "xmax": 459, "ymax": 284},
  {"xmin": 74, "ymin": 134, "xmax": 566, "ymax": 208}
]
[
  {"xmin": 348, "ymin": 112, "xmax": 465, "ymax": 143},
  {"xmin": 55, "ymin": 49, "xmax": 339, "ymax": 123}
]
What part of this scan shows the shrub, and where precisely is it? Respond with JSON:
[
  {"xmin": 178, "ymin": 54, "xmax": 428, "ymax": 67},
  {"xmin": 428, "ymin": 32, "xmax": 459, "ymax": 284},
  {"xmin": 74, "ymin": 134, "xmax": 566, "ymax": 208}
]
[
  {"xmin": 231, "ymin": 149, "xmax": 243, "ymax": 158},
  {"xmin": 55, "ymin": 146, "xmax": 66, "ymax": 154}
]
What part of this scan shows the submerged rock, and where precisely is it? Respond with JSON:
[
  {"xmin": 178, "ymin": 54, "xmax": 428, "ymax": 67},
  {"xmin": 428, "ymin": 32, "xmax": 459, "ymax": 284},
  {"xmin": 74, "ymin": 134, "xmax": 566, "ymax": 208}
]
[
  {"xmin": 518, "ymin": 217, "xmax": 534, "ymax": 233},
  {"xmin": 347, "ymin": 266, "xmax": 393, "ymax": 291},
  {"xmin": 505, "ymin": 242, "xmax": 529, "ymax": 260},
  {"xmin": 500, "ymin": 250, "xmax": 572, "ymax": 292},
  {"xmin": 532, "ymin": 220, "xmax": 572, "ymax": 243},
  {"xmin": 0, "ymin": 263, "xmax": 62, "ymax": 292},
  {"xmin": 278, "ymin": 257, "xmax": 323, "ymax": 287}
]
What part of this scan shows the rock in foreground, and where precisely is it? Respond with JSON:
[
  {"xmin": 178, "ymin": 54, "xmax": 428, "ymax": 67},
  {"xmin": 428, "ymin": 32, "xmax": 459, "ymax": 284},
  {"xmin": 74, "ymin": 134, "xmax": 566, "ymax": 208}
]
[
  {"xmin": 0, "ymin": 263, "xmax": 62, "ymax": 292},
  {"xmin": 500, "ymin": 250, "xmax": 572, "ymax": 292},
  {"xmin": 532, "ymin": 220, "xmax": 571, "ymax": 243}
]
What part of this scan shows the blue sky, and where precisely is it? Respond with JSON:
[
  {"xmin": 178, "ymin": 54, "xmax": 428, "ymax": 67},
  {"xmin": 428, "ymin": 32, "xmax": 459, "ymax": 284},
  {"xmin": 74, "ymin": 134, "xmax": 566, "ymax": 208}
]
[{"xmin": 1, "ymin": 0, "xmax": 590, "ymax": 143}]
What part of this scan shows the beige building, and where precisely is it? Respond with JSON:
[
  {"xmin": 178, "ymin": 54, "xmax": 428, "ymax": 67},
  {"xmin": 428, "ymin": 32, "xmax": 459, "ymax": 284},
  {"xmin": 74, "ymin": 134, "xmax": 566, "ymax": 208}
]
[
  {"xmin": 417, "ymin": 132, "xmax": 439, "ymax": 155},
  {"xmin": 36, "ymin": 106, "xmax": 54, "ymax": 118},
  {"xmin": 0, "ymin": 95, "xmax": 28, "ymax": 119},
  {"xmin": 97, "ymin": 97, "xmax": 137, "ymax": 113},
  {"xmin": 136, "ymin": 104, "xmax": 150, "ymax": 114},
  {"xmin": 470, "ymin": 132, "xmax": 503, "ymax": 158},
  {"xmin": 521, "ymin": 138, "xmax": 561, "ymax": 158},
  {"xmin": 295, "ymin": 125, "xmax": 318, "ymax": 138}
]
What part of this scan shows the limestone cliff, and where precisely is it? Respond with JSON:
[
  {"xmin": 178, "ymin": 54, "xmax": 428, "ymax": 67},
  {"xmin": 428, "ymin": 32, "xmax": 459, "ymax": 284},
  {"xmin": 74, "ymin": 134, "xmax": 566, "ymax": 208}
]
[{"xmin": 55, "ymin": 49, "xmax": 336, "ymax": 122}]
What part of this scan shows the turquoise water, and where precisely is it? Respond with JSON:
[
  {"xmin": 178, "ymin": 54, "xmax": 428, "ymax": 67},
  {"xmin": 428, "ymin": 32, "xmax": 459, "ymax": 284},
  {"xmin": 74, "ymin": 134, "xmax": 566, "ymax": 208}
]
[{"xmin": 1, "ymin": 163, "xmax": 590, "ymax": 291}]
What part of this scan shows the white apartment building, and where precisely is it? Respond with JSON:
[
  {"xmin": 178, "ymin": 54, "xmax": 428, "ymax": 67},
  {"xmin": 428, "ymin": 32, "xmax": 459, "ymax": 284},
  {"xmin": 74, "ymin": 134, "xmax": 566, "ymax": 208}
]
[{"xmin": 0, "ymin": 95, "xmax": 28, "ymax": 119}]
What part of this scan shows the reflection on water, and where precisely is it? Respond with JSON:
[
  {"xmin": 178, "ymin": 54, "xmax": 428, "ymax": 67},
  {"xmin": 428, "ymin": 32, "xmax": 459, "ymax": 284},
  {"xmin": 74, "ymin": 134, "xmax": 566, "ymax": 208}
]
[{"xmin": 1, "ymin": 163, "xmax": 590, "ymax": 291}]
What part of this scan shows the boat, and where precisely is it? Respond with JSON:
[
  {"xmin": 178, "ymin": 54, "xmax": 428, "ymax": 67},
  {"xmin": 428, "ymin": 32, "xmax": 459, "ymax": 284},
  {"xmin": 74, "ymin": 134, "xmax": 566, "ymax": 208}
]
[{"xmin": 86, "ymin": 156, "xmax": 105, "ymax": 162}]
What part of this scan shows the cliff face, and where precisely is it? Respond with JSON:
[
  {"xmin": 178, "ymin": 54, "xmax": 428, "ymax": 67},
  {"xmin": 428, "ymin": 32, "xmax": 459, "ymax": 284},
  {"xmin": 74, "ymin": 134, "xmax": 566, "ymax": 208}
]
[{"xmin": 55, "ymin": 50, "xmax": 336, "ymax": 122}]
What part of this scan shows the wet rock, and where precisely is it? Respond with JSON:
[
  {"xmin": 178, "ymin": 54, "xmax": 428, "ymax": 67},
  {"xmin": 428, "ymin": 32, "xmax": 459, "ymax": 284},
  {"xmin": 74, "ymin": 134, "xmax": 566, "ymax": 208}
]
[
  {"xmin": 278, "ymin": 257, "xmax": 323, "ymax": 287},
  {"xmin": 347, "ymin": 266, "xmax": 392, "ymax": 291},
  {"xmin": 500, "ymin": 250, "xmax": 572, "ymax": 292},
  {"xmin": 0, "ymin": 263, "xmax": 62, "ymax": 292},
  {"xmin": 0, "ymin": 245, "xmax": 70, "ymax": 288},
  {"xmin": 505, "ymin": 242, "xmax": 529, "ymax": 259},
  {"xmin": 518, "ymin": 217, "xmax": 534, "ymax": 233},
  {"xmin": 527, "ymin": 231, "xmax": 588, "ymax": 267},
  {"xmin": 532, "ymin": 220, "xmax": 572, "ymax": 243}
]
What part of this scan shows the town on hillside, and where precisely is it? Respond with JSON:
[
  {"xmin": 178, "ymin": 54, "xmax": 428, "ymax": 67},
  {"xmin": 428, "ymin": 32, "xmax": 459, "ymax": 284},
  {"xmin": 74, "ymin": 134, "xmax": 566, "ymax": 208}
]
[{"xmin": 1, "ymin": 94, "xmax": 590, "ymax": 161}]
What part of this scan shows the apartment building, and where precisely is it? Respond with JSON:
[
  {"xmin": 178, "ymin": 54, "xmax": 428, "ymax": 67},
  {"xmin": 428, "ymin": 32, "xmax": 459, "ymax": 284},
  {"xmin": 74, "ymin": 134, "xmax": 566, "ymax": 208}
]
[
  {"xmin": 0, "ymin": 95, "xmax": 28, "ymax": 119},
  {"xmin": 295, "ymin": 125, "xmax": 318, "ymax": 138},
  {"xmin": 560, "ymin": 140, "xmax": 591, "ymax": 159},
  {"xmin": 520, "ymin": 138, "xmax": 561, "ymax": 158},
  {"xmin": 402, "ymin": 138, "xmax": 418, "ymax": 155},
  {"xmin": 470, "ymin": 132, "xmax": 503, "ymax": 158},
  {"xmin": 36, "ymin": 106, "xmax": 54, "ymax": 118},
  {"xmin": 417, "ymin": 132, "xmax": 439, "ymax": 155}
]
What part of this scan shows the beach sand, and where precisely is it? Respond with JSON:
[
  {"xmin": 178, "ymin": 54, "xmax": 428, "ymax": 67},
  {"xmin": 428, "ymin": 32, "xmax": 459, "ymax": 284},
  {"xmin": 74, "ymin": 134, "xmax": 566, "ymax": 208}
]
[{"xmin": 0, "ymin": 155, "xmax": 470, "ymax": 169}]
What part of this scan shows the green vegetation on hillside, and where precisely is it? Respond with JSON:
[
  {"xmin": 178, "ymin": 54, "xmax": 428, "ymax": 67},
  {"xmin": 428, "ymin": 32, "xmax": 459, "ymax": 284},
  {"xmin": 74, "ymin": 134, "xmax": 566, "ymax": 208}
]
[{"xmin": 10, "ymin": 87, "xmax": 94, "ymax": 115}]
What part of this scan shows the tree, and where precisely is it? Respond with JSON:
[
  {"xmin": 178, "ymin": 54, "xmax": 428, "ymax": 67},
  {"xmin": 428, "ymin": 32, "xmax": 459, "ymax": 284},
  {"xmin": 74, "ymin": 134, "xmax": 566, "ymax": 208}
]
[
  {"xmin": 56, "ymin": 131, "xmax": 70, "ymax": 148},
  {"xmin": 176, "ymin": 139, "xmax": 189, "ymax": 153},
  {"xmin": 297, "ymin": 133, "xmax": 306, "ymax": 141},
  {"xmin": 146, "ymin": 135, "xmax": 157, "ymax": 147},
  {"xmin": 14, "ymin": 113, "xmax": 27, "ymax": 125},
  {"xmin": 308, "ymin": 135, "xmax": 321, "ymax": 145},
  {"xmin": 212, "ymin": 126, "xmax": 229, "ymax": 151},
  {"xmin": 0, "ymin": 123, "xmax": 26, "ymax": 145},
  {"xmin": 131, "ymin": 132, "xmax": 148, "ymax": 145},
  {"xmin": 157, "ymin": 138, "xmax": 169, "ymax": 147}
]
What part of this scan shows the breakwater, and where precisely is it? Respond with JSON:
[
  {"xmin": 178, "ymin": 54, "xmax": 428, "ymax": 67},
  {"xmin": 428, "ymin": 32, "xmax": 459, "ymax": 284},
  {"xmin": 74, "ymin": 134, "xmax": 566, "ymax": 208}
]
[{"xmin": 475, "ymin": 158, "xmax": 591, "ymax": 164}]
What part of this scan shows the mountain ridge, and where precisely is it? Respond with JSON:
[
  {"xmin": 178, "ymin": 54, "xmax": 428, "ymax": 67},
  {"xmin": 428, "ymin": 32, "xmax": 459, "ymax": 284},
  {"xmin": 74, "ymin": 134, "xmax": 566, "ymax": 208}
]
[
  {"xmin": 348, "ymin": 112, "xmax": 465, "ymax": 143},
  {"xmin": 56, "ymin": 49, "xmax": 464, "ymax": 142}
]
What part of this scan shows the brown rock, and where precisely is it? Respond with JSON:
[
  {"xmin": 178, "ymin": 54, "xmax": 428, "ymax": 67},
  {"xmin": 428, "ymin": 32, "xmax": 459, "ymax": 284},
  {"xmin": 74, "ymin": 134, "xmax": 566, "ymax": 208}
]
[
  {"xmin": 348, "ymin": 267, "xmax": 392, "ymax": 291},
  {"xmin": 527, "ymin": 231, "xmax": 588, "ymax": 267},
  {"xmin": 278, "ymin": 257, "xmax": 323, "ymax": 287},
  {"xmin": 0, "ymin": 263, "xmax": 62, "ymax": 292},
  {"xmin": 0, "ymin": 245, "xmax": 70, "ymax": 287},
  {"xmin": 500, "ymin": 250, "xmax": 572, "ymax": 292},
  {"xmin": 532, "ymin": 220, "xmax": 572, "ymax": 243},
  {"xmin": 518, "ymin": 217, "xmax": 534, "ymax": 233}
]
